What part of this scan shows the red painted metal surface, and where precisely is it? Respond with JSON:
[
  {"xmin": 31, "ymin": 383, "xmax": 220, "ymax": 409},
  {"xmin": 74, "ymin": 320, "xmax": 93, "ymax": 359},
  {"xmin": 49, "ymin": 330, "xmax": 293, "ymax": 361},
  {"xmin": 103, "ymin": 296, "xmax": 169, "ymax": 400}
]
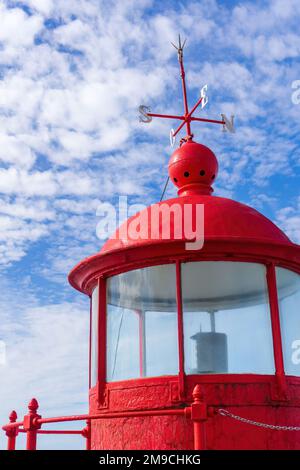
[
  {"xmin": 3, "ymin": 387, "xmax": 207, "ymax": 450},
  {"xmin": 169, "ymin": 141, "xmax": 218, "ymax": 195},
  {"xmin": 267, "ymin": 264, "xmax": 285, "ymax": 376},
  {"xmin": 84, "ymin": 421, "xmax": 91, "ymax": 450},
  {"xmin": 191, "ymin": 385, "xmax": 207, "ymax": 450},
  {"xmin": 69, "ymin": 239, "xmax": 300, "ymax": 297},
  {"xmin": 175, "ymin": 261, "xmax": 185, "ymax": 400},
  {"xmin": 23, "ymin": 399, "xmax": 41, "ymax": 451},
  {"xmin": 87, "ymin": 375, "xmax": 300, "ymax": 450},
  {"xmin": 97, "ymin": 276, "xmax": 106, "ymax": 405},
  {"xmin": 5, "ymin": 411, "xmax": 18, "ymax": 451},
  {"xmin": 5, "ymin": 377, "xmax": 300, "ymax": 450},
  {"xmin": 88, "ymin": 297, "xmax": 92, "ymax": 389},
  {"xmin": 92, "ymin": 195, "xmax": 291, "ymax": 258},
  {"xmin": 69, "ymin": 195, "xmax": 292, "ymax": 284}
]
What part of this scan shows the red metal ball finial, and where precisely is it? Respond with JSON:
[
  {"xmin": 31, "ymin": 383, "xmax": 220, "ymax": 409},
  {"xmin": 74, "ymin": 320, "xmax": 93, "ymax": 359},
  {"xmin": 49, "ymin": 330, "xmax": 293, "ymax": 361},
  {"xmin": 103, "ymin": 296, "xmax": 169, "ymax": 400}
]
[{"xmin": 168, "ymin": 140, "xmax": 218, "ymax": 196}]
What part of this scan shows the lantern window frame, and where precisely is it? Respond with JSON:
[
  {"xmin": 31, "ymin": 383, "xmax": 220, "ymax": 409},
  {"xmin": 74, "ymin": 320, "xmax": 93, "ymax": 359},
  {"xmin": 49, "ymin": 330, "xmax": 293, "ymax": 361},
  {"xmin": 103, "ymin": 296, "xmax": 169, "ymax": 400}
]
[{"xmin": 87, "ymin": 252, "xmax": 300, "ymax": 403}]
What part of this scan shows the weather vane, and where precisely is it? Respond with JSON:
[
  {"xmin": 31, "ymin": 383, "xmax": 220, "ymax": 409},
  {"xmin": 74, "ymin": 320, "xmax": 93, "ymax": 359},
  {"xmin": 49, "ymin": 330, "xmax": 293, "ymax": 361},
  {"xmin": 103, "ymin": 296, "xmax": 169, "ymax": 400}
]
[{"xmin": 139, "ymin": 35, "xmax": 235, "ymax": 147}]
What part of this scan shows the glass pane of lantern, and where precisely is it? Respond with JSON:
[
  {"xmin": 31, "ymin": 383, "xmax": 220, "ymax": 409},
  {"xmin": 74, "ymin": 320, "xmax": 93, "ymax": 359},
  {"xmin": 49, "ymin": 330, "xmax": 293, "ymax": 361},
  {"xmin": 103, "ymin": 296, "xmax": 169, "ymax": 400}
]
[
  {"xmin": 107, "ymin": 305, "xmax": 140, "ymax": 381},
  {"xmin": 182, "ymin": 262, "xmax": 274, "ymax": 375},
  {"xmin": 106, "ymin": 264, "xmax": 177, "ymax": 381},
  {"xmin": 91, "ymin": 286, "xmax": 98, "ymax": 387},
  {"xmin": 145, "ymin": 309, "xmax": 178, "ymax": 377},
  {"xmin": 276, "ymin": 267, "xmax": 300, "ymax": 376}
]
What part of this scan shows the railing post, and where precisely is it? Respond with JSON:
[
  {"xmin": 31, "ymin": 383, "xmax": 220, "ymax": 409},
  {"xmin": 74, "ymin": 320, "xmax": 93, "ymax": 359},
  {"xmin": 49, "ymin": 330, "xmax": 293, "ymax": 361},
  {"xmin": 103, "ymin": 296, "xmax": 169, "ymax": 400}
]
[
  {"xmin": 82, "ymin": 419, "xmax": 91, "ymax": 450},
  {"xmin": 5, "ymin": 410, "xmax": 18, "ymax": 450},
  {"xmin": 191, "ymin": 385, "xmax": 207, "ymax": 450},
  {"xmin": 23, "ymin": 398, "xmax": 41, "ymax": 450}
]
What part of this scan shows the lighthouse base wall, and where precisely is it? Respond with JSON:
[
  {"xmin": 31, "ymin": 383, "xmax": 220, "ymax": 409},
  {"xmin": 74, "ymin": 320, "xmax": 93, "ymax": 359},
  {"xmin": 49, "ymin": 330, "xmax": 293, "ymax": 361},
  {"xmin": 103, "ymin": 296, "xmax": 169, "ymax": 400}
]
[{"xmin": 89, "ymin": 376, "xmax": 300, "ymax": 450}]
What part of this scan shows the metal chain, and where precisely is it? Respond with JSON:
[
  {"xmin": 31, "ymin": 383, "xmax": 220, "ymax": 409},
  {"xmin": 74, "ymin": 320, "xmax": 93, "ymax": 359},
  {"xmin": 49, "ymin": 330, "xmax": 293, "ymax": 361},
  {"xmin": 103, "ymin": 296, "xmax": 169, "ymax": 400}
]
[{"xmin": 219, "ymin": 409, "xmax": 300, "ymax": 431}]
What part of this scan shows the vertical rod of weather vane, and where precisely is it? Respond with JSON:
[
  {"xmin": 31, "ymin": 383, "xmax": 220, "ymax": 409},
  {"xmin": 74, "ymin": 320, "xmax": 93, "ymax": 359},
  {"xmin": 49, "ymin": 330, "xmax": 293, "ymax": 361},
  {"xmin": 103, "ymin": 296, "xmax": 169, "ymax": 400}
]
[
  {"xmin": 177, "ymin": 39, "xmax": 191, "ymax": 136},
  {"xmin": 5, "ymin": 410, "xmax": 18, "ymax": 450},
  {"xmin": 24, "ymin": 398, "xmax": 41, "ymax": 451},
  {"xmin": 191, "ymin": 385, "xmax": 207, "ymax": 450}
]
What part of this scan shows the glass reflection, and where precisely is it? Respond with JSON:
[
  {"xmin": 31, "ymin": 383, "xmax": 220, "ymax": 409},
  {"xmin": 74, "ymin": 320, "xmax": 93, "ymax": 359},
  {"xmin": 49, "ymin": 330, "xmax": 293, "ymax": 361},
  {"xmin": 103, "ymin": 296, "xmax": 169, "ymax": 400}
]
[
  {"xmin": 182, "ymin": 262, "xmax": 274, "ymax": 374},
  {"xmin": 106, "ymin": 264, "xmax": 178, "ymax": 382}
]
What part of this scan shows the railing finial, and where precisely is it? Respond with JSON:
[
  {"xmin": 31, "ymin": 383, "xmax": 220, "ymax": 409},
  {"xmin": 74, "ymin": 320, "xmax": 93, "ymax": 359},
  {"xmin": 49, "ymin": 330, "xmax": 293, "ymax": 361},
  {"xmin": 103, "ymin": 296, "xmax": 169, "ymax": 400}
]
[
  {"xmin": 28, "ymin": 398, "xmax": 39, "ymax": 414},
  {"xmin": 9, "ymin": 410, "xmax": 17, "ymax": 423},
  {"xmin": 192, "ymin": 384, "xmax": 204, "ymax": 402}
]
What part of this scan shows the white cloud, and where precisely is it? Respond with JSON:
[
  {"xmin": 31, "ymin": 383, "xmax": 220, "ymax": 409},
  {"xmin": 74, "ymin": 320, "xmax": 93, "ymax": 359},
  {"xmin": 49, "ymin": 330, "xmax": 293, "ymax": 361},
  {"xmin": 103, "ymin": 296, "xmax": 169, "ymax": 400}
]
[
  {"xmin": 26, "ymin": 0, "xmax": 54, "ymax": 16},
  {"xmin": 0, "ymin": 167, "xmax": 99, "ymax": 197},
  {"xmin": 0, "ymin": 134, "xmax": 35, "ymax": 169},
  {"xmin": 54, "ymin": 198, "xmax": 101, "ymax": 214},
  {"xmin": 0, "ymin": 168, "xmax": 57, "ymax": 196},
  {"xmin": 0, "ymin": 196, "xmax": 55, "ymax": 266},
  {"xmin": 276, "ymin": 197, "xmax": 300, "ymax": 243},
  {"xmin": 0, "ymin": 197, "xmax": 55, "ymax": 221},
  {"xmin": 0, "ymin": 211, "xmax": 49, "ymax": 266},
  {"xmin": 0, "ymin": 4, "xmax": 42, "ymax": 47}
]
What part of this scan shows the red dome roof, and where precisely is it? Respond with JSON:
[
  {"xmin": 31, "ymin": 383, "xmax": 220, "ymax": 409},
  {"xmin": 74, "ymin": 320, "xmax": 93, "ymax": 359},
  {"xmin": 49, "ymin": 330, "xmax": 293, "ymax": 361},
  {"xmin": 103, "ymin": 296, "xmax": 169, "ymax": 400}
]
[
  {"xmin": 101, "ymin": 140, "xmax": 290, "ymax": 255},
  {"xmin": 100, "ymin": 195, "xmax": 290, "ymax": 254}
]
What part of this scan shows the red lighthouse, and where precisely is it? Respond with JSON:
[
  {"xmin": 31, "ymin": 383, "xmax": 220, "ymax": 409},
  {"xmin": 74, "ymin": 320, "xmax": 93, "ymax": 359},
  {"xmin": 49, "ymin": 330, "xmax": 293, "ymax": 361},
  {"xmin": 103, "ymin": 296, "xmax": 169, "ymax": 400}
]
[
  {"xmin": 68, "ymin": 39, "xmax": 300, "ymax": 450},
  {"xmin": 3, "ymin": 39, "xmax": 300, "ymax": 450}
]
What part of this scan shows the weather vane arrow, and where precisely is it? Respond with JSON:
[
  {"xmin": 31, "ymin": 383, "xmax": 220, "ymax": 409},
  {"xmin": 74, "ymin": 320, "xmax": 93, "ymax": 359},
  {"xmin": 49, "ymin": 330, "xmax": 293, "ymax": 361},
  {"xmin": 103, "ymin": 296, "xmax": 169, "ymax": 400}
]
[{"xmin": 139, "ymin": 34, "xmax": 235, "ymax": 147}]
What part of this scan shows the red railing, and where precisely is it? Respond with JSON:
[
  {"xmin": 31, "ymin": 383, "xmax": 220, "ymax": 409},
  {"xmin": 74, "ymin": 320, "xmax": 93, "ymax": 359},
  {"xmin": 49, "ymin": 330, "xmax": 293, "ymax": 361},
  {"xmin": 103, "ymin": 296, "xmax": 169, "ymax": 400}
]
[{"xmin": 2, "ymin": 385, "xmax": 206, "ymax": 450}]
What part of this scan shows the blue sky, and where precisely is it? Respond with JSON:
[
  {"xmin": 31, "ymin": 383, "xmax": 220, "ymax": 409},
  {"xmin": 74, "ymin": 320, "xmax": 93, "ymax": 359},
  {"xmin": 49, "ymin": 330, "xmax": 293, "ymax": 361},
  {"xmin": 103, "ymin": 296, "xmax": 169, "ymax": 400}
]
[{"xmin": 0, "ymin": 0, "xmax": 299, "ymax": 449}]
